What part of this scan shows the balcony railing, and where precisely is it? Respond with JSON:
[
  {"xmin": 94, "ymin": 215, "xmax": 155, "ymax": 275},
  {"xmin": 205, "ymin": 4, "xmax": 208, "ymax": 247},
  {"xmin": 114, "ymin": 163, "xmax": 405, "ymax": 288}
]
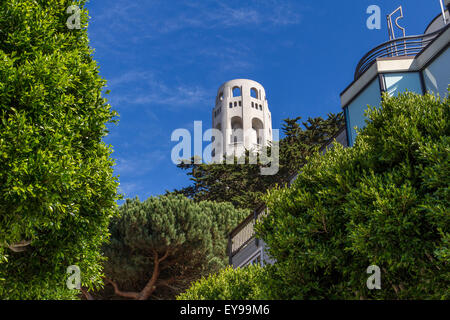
[
  {"xmin": 354, "ymin": 24, "xmax": 449, "ymax": 80},
  {"xmin": 228, "ymin": 205, "xmax": 267, "ymax": 260},
  {"xmin": 227, "ymin": 172, "xmax": 299, "ymax": 264}
]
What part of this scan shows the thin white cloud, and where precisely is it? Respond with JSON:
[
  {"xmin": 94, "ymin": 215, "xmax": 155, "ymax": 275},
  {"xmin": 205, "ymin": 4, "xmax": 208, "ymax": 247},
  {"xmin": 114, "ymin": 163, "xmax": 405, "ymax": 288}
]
[
  {"xmin": 118, "ymin": 182, "xmax": 139, "ymax": 196},
  {"xmin": 115, "ymin": 149, "xmax": 170, "ymax": 198},
  {"xmin": 92, "ymin": 0, "xmax": 302, "ymax": 37},
  {"xmin": 107, "ymin": 71, "xmax": 211, "ymax": 109},
  {"xmin": 89, "ymin": 0, "xmax": 304, "ymax": 79},
  {"xmin": 115, "ymin": 150, "xmax": 167, "ymax": 177},
  {"xmin": 90, "ymin": 1, "xmax": 304, "ymax": 111}
]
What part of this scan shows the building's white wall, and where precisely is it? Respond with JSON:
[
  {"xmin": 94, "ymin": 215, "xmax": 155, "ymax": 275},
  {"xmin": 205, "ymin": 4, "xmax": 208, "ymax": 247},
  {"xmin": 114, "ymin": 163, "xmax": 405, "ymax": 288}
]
[
  {"xmin": 231, "ymin": 238, "xmax": 276, "ymax": 268},
  {"xmin": 231, "ymin": 238, "xmax": 259, "ymax": 268},
  {"xmin": 212, "ymin": 79, "xmax": 273, "ymax": 160},
  {"xmin": 423, "ymin": 46, "xmax": 450, "ymax": 98}
]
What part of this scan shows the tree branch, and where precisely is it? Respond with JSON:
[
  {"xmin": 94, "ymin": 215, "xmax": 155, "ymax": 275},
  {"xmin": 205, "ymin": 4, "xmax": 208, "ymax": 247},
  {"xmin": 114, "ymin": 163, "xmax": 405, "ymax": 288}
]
[
  {"xmin": 158, "ymin": 248, "xmax": 171, "ymax": 263},
  {"xmin": 105, "ymin": 278, "xmax": 140, "ymax": 300},
  {"xmin": 81, "ymin": 287, "xmax": 95, "ymax": 300},
  {"xmin": 5, "ymin": 239, "xmax": 32, "ymax": 252}
]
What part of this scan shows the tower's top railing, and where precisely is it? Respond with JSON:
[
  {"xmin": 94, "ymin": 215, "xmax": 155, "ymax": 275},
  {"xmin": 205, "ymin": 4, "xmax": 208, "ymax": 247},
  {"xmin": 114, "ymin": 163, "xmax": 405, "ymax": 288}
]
[{"xmin": 354, "ymin": 24, "xmax": 449, "ymax": 80}]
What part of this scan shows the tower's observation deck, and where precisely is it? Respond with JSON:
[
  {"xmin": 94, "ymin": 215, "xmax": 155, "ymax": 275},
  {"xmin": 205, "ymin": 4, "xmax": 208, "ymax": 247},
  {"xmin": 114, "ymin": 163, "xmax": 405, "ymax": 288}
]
[{"xmin": 212, "ymin": 79, "xmax": 273, "ymax": 160}]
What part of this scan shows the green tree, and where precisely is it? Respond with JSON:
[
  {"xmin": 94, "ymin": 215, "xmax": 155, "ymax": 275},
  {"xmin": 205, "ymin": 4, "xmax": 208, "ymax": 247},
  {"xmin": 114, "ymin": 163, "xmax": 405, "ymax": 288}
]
[
  {"xmin": 172, "ymin": 113, "xmax": 344, "ymax": 210},
  {"xmin": 257, "ymin": 91, "xmax": 450, "ymax": 299},
  {"xmin": 100, "ymin": 195, "xmax": 248, "ymax": 300},
  {"xmin": 0, "ymin": 1, "xmax": 120, "ymax": 299}
]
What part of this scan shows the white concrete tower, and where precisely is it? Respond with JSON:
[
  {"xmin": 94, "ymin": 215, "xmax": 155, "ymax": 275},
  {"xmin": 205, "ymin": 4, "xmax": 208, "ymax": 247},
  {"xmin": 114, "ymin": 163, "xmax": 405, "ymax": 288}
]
[{"xmin": 212, "ymin": 79, "xmax": 273, "ymax": 160}]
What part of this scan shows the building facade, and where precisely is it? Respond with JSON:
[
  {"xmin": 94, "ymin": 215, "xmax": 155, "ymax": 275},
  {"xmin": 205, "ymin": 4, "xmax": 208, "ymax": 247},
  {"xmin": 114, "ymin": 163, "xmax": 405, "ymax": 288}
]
[
  {"xmin": 212, "ymin": 79, "xmax": 273, "ymax": 161},
  {"xmin": 342, "ymin": 8, "xmax": 450, "ymax": 146}
]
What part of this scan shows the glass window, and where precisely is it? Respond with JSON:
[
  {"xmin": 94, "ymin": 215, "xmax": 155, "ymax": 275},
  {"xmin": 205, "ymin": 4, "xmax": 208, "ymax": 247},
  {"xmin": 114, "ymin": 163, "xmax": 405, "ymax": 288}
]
[
  {"xmin": 346, "ymin": 78, "xmax": 381, "ymax": 146},
  {"xmin": 383, "ymin": 72, "xmax": 422, "ymax": 97},
  {"xmin": 423, "ymin": 47, "xmax": 450, "ymax": 98}
]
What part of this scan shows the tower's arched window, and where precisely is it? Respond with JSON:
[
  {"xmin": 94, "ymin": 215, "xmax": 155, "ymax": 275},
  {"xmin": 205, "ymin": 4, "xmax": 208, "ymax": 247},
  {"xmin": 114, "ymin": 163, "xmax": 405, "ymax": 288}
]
[
  {"xmin": 252, "ymin": 118, "xmax": 264, "ymax": 146},
  {"xmin": 231, "ymin": 116, "xmax": 243, "ymax": 144},
  {"xmin": 232, "ymin": 86, "xmax": 241, "ymax": 97},
  {"xmin": 250, "ymin": 88, "xmax": 258, "ymax": 99}
]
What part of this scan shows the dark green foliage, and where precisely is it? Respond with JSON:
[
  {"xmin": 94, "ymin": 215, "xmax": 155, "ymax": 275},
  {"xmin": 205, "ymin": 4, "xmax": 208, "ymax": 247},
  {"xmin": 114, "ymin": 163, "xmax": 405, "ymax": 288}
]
[
  {"xmin": 179, "ymin": 91, "xmax": 449, "ymax": 300},
  {"xmin": 257, "ymin": 91, "xmax": 450, "ymax": 299},
  {"xmin": 101, "ymin": 195, "xmax": 248, "ymax": 300},
  {"xmin": 173, "ymin": 113, "xmax": 344, "ymax": 210},
  {"xmin": 0, "ymin": 1, "xmax": 120, "ymax": 299},
  {"xmin": 177, "ymin": 265, "xmax": 270, "ymax": 300}
]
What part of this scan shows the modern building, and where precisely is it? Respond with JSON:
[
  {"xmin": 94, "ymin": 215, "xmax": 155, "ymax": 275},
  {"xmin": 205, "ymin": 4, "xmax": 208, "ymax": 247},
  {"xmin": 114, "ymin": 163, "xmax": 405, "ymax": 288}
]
[
  {"xmin": 227, "ymin": 5, "xmax": 450, "ymax": 269},
  {"xmin": 212, "ymin": 79, "xmax": 273, "ymax": 161},
  {"xmin": 342, "ymin": 6, "xmax": 450, "ymax": 146}
]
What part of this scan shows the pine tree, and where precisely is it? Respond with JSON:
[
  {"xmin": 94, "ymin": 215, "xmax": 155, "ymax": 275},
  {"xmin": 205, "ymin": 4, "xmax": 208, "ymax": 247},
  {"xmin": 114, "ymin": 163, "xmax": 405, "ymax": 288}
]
[{"xmin": 99, "ymin": 195, "xmax": 248, "ymax": 300}]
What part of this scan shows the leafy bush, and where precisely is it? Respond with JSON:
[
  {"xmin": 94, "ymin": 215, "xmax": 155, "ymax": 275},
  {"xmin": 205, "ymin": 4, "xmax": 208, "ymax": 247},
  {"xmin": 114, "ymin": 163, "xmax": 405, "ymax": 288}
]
[
  {"xmin": 177, "ymin": 265, "xmax": 269, "ymax": 300},
  {"xmin": 100, "ymin": 195, "xmax": 248, "ymax": 300},
  {"xmin": 257, "ymin": 91, "xmax": 449, "ymax": 299},
  {"xmin": 0, "ymin": 1, "xmax": 119, "ymax": 299}
]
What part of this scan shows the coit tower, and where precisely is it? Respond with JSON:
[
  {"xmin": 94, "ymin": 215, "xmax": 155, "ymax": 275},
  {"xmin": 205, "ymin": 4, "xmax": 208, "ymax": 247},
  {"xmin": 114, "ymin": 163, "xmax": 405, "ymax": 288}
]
[{"xmin": 211, "ymin": 79, "xmax": 273, "ymax": 161}]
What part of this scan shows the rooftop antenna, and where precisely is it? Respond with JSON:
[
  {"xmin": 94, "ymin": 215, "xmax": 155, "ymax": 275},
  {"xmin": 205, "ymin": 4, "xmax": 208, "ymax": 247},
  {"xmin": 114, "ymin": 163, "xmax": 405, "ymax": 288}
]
[
  {"xmin": 387, "ymin": 6, "xmax": 406, "ymax": 41},
  {"xmin": 439, "ymin": 0, "xmax": 448, "ymax": 24},
  {"xmin": 387, "ymin": 6, "xmax": 407, "ymax": 56}
]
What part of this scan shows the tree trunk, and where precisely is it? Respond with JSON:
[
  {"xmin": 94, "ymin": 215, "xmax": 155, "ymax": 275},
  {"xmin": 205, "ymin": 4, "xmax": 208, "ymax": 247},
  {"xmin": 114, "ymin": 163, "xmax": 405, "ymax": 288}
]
[{"xmin": 107, "ymin": 249, "xmax": 170, "ymax": 300}]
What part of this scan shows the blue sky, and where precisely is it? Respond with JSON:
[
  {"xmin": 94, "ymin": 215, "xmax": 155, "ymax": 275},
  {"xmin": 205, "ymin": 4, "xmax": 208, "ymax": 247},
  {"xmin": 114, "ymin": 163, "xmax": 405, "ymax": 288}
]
[{"xmin": 85, "ymin": 0, "xmax": 441, "ymax": 200}]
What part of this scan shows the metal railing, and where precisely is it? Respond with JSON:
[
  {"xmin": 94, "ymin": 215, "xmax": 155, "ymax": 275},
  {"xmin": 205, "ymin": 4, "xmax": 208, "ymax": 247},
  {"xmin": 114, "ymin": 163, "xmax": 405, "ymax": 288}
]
[
  {"xmin": 228, "ymin": 205, "xmax": 267, "ymax": 259},
  {"xmin": 354, "ymin": 24, "xmax": 449, "ymax": 80}
]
